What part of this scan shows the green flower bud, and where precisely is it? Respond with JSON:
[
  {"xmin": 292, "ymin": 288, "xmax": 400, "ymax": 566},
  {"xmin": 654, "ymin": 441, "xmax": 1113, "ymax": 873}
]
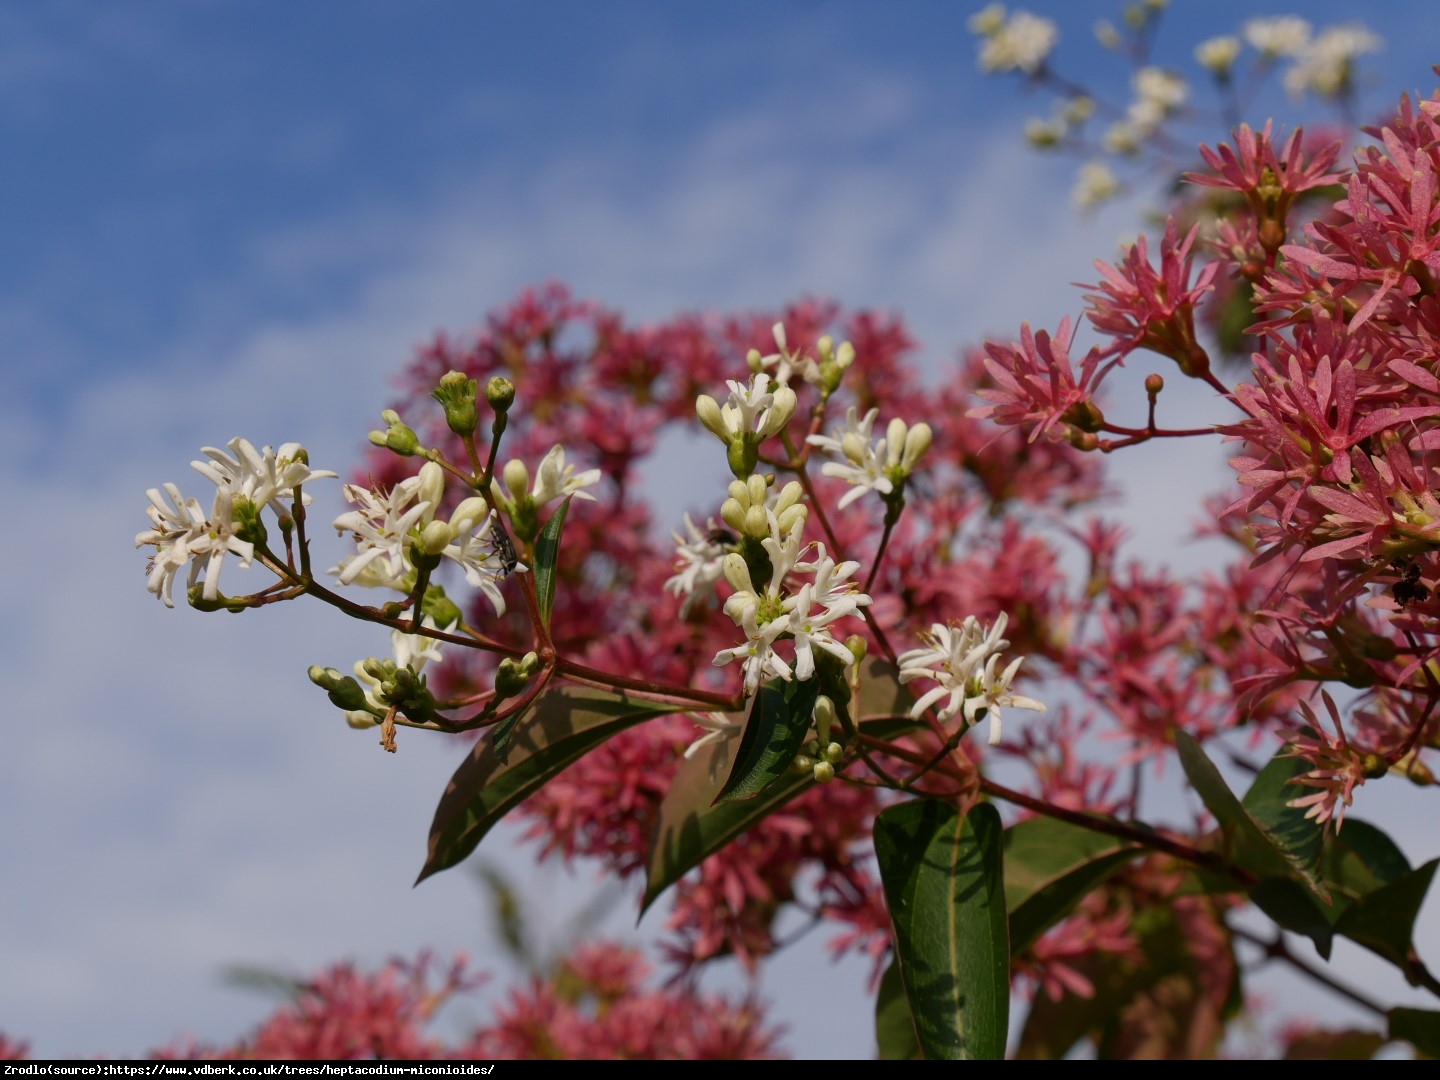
[
  {"xmin": 822, "ymin": 741, "xmax": 844, "ymax": 765},
  {"xmin": 230, "ymin": 496, "xmax": 268, "ymax": 547},
  {"xmin": 370, "ymin": 409, "xmax": 421, "ymax": 456},
  {"xmin": 814, "ymin": 694, "xmax": 836, "ymax": 745},
  {"xmin": 812, "ymin": 761, "xmax": 836, "ymax": 784},
  {"xmin": 421, "ymin": 587, "xmax": 463, "ymax": 631},
  {"xmin": 432, "ymin": 371, "xmax": 479, "ymax": 437},
  {"xmin": 727, "ymin": 438, "xmax": 759, "ymax": 480},
  {"xmin": 845, "ymin": 635, "xmax": 868, "ymax": 665},
  {"xmin": 486, "ymin": 376, "xmax": 516, "ymax": 412}
]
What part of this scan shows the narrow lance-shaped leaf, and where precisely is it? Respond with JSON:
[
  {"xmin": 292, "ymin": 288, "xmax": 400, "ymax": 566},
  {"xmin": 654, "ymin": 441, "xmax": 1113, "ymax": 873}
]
[
  {"xmin": 716, "ymin": 675, "xmax": 820, "ymax": 803},
  {"xmin": 875, "ymin": 799, "xmax": 1009, "ymax": 1061},
  {"xmin": 419, "ymin": 684, "xmax": 682, "ymax": 883},
  {"xmin": 532, "ymin": 496, "xmax": 571, "ymax": 631},
  {"xmin": 1175, "ymin": 731, "xmax": 1328, "ymax": 901},
  {"xmin": 1003, "ymin": 815, "xmax": 1143, "ymax": 954},
  {"xmin": 642, "ymin": 659, "xmax": 907, "ymax": 914}
]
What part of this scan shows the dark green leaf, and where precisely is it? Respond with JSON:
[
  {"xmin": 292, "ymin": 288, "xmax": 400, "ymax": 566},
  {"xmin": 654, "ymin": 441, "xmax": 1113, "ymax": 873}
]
[
  {"xmin": 533, "ymin": 496, "xmax": 571, "ymax": 630},
  {"xmin": 875, "ymin": 800, "xmax": 1009, "ymax": 1061},
  {"xmin": 1322, "ymin": 819, "xmax": 1411, "ymax": 913},
  {"xmin": 419, "ymin": 684, "xmax": 681, "ymax": 883},
  {"xmin": 875, "ymin": 956, "xmax": 922, "ymax": 1060},
  {"xmin": 717, "ymin": 676, "xmax": 820, "ymax": 802},
  {"xmin": 1242, "ymin": 749, "xmax": 1324, "ymax": 892},
  {"xmin": 1248, "ymin": 877, "xmax": 1334, "ymax": 959},
  {"xmin": 640, "ymin": 711, "xmax": 811, "ymax": 915},
  {"xmin": 641, "ymin": 709, "xmax": 904, "ymax": 915},
  {"xmin": 1388, "ymin": 1007, "xmax": 1440, "ymax": 1058},
  {"xmin": 1175, "ymin": 731, "xmax": 1328, "ymax": 901},
  {"xmin": 1335, "ymin": 859, "xmax": 1438, "ymax": 970},
  {"xmin": 1003, "ymin": 816, "xmax": 1142, "ymax": 954},
  {"xmin": 1283, "ymin": 1027, "xmax": 1385, "ymax": 1060},
  {"xmin": 853, "ymin": 656, "xmax": 917, "ymax": 726}
]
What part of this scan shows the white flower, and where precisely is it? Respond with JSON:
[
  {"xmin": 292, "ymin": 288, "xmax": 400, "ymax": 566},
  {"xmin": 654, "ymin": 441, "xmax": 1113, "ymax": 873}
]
[
  {"xmin": 696, "ymin": 372, "xmax": 798, "ymax": 446},
  {"xmin": 962, "ymin": 652, "xmax": 1047, "ymax": 746},
  {"xmin": 1128, "ymin": 67, "xmax": 1187, "ymax": 134},
  {"xmin": 1243, "ymin": 16, "xmax": 1311, "ymax": 58},
  {"xmin": 1283, "ymin": 25, "xmax": 1381, "ymax": 100},
  {"xmin": 1074, "ymin": 161, "xmax": 1120, "ymax": 208},
  {"xmin": 897, "ymin": 612, "xmax": 1044, "ymax": 744},
  {"xmin": 135, "ymin": 483, "xmax": 255, "ymax": 607},
  {"xmin": 806, "ymin": 409, "xmax": 932, "ymax": 510},
  {"xmin": 664, "ymin": 514, "xmax": 730, "ymax": 617},
  {"xmin": 191, "ymin": 437, "xmax": 335, "ymax": 512},
  {"xmin": 784, "ymin": 583, "xmax": 862, "ymax": 681},
  {"xmin": 1195, "ymin": 35, "xmax": 1241, "ymax": 76},
  {"xmin": 794, "ymin": 547, "xmax": 871, "ymax": 619},
  {"xmin": 748, "ymin": 323, "xmax": 808, "ymax": 388},
  {"xmin": 330, "ymin": 470, "xmax": 436, "ymax": 588},
  {"xmin": 683, "ymin": 712, "xmax": 744, "ymax": 776},
  {"xmin": 713, "ymin": 598, "xmax": 793, "ymax": 696},
  {"xmin": 440, "ymin": 502, "xmax": 515, "ymax": 617},
  {"xmin": 978, "ymin": 11, "xmax": 1058, "ymax": 74},
  {"xmin": 531, "ymin": 444, "xmax": 602, "ymax": 504}
]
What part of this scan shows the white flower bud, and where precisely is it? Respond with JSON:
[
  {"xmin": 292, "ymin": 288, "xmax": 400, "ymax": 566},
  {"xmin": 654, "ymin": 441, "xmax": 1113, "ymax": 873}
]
[
  {"xmin": 774, "ymin": 480, "xmax": 804, "ymax": 515},
  {"xmin": 696, "ymin": 394, "xmax": 728, "ymax": 440},
  {"xmin": 886, "ymin": 418, "xmax": 910, "ymax": 469},
  {"xmin": 419, "ymin": 519, "xmax": 452, "ymax": 556},
  {"xmin": 721, "ymin": 497, "xmax": 747, "ymax": 533},
  {"xmin": 761, "ymin": 386, "xmax": 798, "ymax": 437},
  {"xmin": 722, "ymin": 552, "xmax": 754, "ymax": 593},
  {"xmin": 449, "ymin": 496, "xmax": 490, "ymax": 533},
  {"xmin": 902, "ymin": 422, "xmax": 933, "ymax": 472},
  {"xmin": 417, "ymin": 461, "xmax": 445, "ymax": 522},
  {"xmin": 835, "ymin": 341, "xmax": 856, "ymax": 370},
  {"xmin": 776, "ymin": 503, "xmax": 808, "ymax": 535},
  {"xmin": 502, "ymin": 458, "xmax": 530, "ymax": 499},
  {"xmin": 729, "ymin": 478, "xmax": 751, "ymax": 505},
  {"xmin": 841, "ymin": 431, "xmax": 867, "ymax": 465},
  {"xmin": 744, "ymin": 505, "xmax": 769, "ymax": 538},
  {"xmin": 346, "ymin": 711, "xmax": 380, "ymax": 729},
  {"xmin": 747, "ymin": 474, "xmax": 769, "ymax": 507}
]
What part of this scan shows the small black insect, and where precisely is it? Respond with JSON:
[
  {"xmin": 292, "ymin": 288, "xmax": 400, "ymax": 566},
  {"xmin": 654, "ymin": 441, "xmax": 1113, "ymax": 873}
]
[
  {"xmin": 707, "ymin": 527, "xmax": 737, "ymax": 548},
  {"xmin": 1391, "ymin": 557, "xmax": 1431, "ymax": 608},
  {"xmin": 489, "ymin": 517, "xmax": 520, "ymax": 577}
]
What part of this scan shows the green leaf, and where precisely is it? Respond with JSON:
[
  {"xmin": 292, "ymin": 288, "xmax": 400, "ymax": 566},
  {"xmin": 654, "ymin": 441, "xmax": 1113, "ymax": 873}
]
[
  {"xmin": 1003, "ymin": 816, "xmax": 1143, "ymax": 954},
  {"xmin": 875, "ymin": 956, "xmax": 922, "ymax": 1060},
  {"xmin": 874, "ymin": 800, "xmax": 1009, "ymax": 1061},
  {"xmin": 853, "ymin": 655, "xmax": 917, "ymax": 726},
  {"xmin": 1334, "ymin": 858, "xmax": 1438, "ymax": 970},
  {"xmin": 641, "ymin": 701, "xmax": 904, "ymax": 915},
  {"xmin": 1283, "ymin": 1027, "xmax": 1385, "ymax": 1060},
  {"xmin": 1241, "ymin": 748, "xmax": 1325, "ymax": 892},
  {"xmin": 640, "ymin": 710, "xmax": 811, "ymax": 915},
  {"xmin": 418, "ymin": 684, "xmax": 681, "ymax": 883},
  {"xmin": 1322, "ymin": 819, "xmax": 1411, "ymax": 911},
  {"xmin": 716, "ymin": 676, "xmax": 820, "ymax": 802},
  {"xmin": 532, "ymin": 496, "xmax": 571, "ymax": 630},
  {"xmin": 1175, "ymin": 731, "xmax": 1328, "ymax": 901},
  {"xmin": 1248, "ymin": 877, "xmax": 1334, "ymax": 959},
  {"xmin": 1388, "ymin": 1007, "xmax": 1440, "ymax": 1058}
]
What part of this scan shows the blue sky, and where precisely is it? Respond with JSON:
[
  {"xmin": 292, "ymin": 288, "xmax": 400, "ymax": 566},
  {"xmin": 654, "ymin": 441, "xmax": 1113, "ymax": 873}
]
[{"xmin": 3, "ymin": 0, "xmax": 1440, "ymax": 1060}]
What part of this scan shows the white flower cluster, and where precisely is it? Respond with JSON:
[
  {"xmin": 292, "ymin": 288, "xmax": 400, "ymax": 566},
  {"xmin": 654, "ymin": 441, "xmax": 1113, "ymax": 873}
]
[
  {"xmin": 897, "ymin": 612, "xmax": 1046, "ymax": 746},
  {"xmin": 136, "ymin": 438, "xmax": 335, "ymax": 607},
  {"xmin": 970, "ymin": 4, "xmax": 1059, "ymax": 75},
  {"xmin": 696, "ymin": 372, "xmax": 797, "ymax": 448},
  {"xmin": 344, "ymin": 616, "xmax": 450, "ymax": 730},
  {"xmin": 711, "ymin": 509, "xmax": 871, "ymax": 697},
  {"xmin": 806, "ymin": 407, "xmax": 933, "ymax": 510},
  {"xmin": 332, "ymin": 460, "xmax": 515, "ymax": 616},
  {"xmin": 665, "ymin": 514, "xmax": 730, "ymax": 618},
  {"xmin": 1282, "ymin": 25, "xmax": 1381, "ymax": 100}
]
